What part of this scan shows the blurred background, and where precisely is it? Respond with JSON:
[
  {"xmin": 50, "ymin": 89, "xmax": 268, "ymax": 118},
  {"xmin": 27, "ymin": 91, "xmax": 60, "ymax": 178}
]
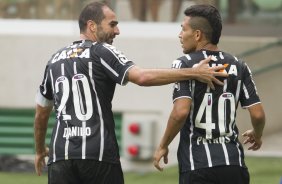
[
  {"xmin": 1, "ymin": 0, "xmax": 282, "ymax": 23},
  {"xmin": 0, "ymin": 0, "xmax": 282, "ymax": 183}
]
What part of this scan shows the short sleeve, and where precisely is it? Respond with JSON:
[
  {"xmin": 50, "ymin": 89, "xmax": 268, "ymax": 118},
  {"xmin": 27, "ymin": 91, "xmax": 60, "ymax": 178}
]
[
  {"xmin": 239, "ymin": 62, "xmax": 261, "ymax": 108},
  {"xmin": 95, "ymin": 43, "xmax": 134, "ymax": 85},
  {"xmin": 171, "ymin": 59, "xmax": 192, "ymax": 102},
  {"xmin": 39, "ymin": 65, "xmax": 53, "ymax": 100}
]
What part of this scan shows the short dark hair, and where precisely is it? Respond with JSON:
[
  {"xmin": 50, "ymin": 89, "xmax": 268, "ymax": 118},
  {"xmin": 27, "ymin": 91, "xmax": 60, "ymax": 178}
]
[
  {"xmin": 184, "ymin": 4, "xmax": 222, "ymax": 45},
  {"xmin": 78, "ymin": 2, "xmax": 106, "ymax": 33}
]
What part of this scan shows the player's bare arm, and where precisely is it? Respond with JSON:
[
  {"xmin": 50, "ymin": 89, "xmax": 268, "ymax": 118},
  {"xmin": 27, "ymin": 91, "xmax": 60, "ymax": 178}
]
[
  {"xmin": 34, "ymin": 104, "xmax": 52, "ymax": 176},
  {"xmin": 128, "ymin": 57, "xmax": 228, "ymax": 88},
  {"xmin": 242, "ymin": 103, "xmax": 265, "ymax": 151},
  {"xmin": 154, "ymin": 98, "xmax": 191, "ymax": 171}
]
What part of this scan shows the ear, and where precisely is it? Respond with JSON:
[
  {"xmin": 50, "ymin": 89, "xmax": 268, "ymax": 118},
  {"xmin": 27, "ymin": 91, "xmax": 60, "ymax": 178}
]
[
  {"xmin": 194, "ymin": 30, "xmax": 202, "ymax": 41},
  {"xmin": 87, "ymin": 20, "xmax": 97, "ymax": 32}
]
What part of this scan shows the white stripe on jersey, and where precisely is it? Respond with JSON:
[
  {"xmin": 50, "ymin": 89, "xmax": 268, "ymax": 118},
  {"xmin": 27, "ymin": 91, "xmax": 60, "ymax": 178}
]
[
  {"xmin": 121, "ymin": 65, "xmax": 134, "ymax": 86},
  {"xmin": 235, "ymin": 134, "xmax": 243, "ymax": 166},
  {"xmin": 64, "ymin": 127, "xmax": 69, "ymax": 160},
  {"xmin": 50, "ymin": 69, "xmax": 55, "ymax": 93},
  {"xmin": 89, "ymin": 62, "xmax": 105, "ymax": 161},
  {"xmin": 206, "ymin": 86, "xmax": 210, "ymax": 93},
  {"xmin": 189, "ymin": 80, "xmax": 196, "ymax": 170},
  {"xmin": 222, "ymin": 143, "xmax": 230, "ymax": 165},
  {"xmin": 43, "ymin": 72, "xmax": 48, "ymax": 95},
  {"xmin": 223, "ymin": 79, "xmax": 227, "ymax": 92},
  {"xmin": 202, "ymin": 50, "xmax": 208, "ymax": 58},
  {"xmin": 204, "ymin": 143, "xmax": 212, "ymax": 167},
  {"xmin": 101, "ymin": 58, "xmax": 119, "ymax": 77},
  {"xmin": 82, "ymin": 121, "xmax": 86, "ymax": 159},
  {"xmin": 173, "ymin": 96, "xmax": 192, "ymax": 103},
  {"xmin": 242, "ymin": 102, "xmax": 261, "ymax": 109},
  {"xmin": 185, "ymin": 54, "xmax": 192, "ymax": 60},
  {"xmin": 74, "ymin": 62, "xmax": 77, "ymax": 74},
  {"xmin": 64, "ymin": 114, "xmax": 70, "ymax": 160},
  {"xmin": 243, "ymin": 84, "xmax": 250, "ymax": 99},
  {"xmin": 219, "ymin": 52, "xmax": 224, "ymax": 59},
  {"xmin": 171, "ymin": 60, "xmax": 182, "ymax": 69},
  {"xmin": 61, "ymin": 63, "xmax": 65, "ymax": 76},
  {"xmin": 53, "ymin": 120, "xmax": 61, "ymax": 162}
]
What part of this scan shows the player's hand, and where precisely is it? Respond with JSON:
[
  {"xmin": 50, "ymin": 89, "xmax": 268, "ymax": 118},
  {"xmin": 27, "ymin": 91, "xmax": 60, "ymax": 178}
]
[
  {"xmin": 34, "ymin": 146, "xmax": 49, "ymax": 176},
  {"xmin": 194, "ymin": 56, "xmax": 228, "ymax": 90},
  {"xmin": 153, "ymin": 147, "xmax": 169, "ymax": 171},
  {"xmin": 242, "ymin": 129, "xmax": 262, "ymax": 151}
]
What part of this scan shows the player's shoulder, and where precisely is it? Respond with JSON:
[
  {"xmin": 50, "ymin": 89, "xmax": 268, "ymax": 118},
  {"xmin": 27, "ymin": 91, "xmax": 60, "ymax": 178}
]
[
  {"xmin": 218, "ymin": 51, "xmax": 251, "ymax": 77},
  {"xmin": 94, "ymin": 42, "xmax": 120, "ymax": 55},
  {"xmin": 47, "ymin": 45, "xmax": 68, "ymax": 65},
  {"xmin": 172, "ymin": 51, "xmax": 207, "ymax": 69},
  {"xmin": 93, "ymin": 43, "xmax": 132, "ymax": 64},
  {"xmin": 171, "ymin": 55, "xmax": 190, "ymax": 69},
  {"xmin": 220, "ymin": 51, "xmax": 245, "ymax": 65}
]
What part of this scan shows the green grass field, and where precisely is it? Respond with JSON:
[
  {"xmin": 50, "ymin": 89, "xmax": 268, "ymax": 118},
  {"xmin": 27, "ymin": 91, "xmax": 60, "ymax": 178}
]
[{"xmin": 0, "ymin": 156, "xmax": 281, "ymax": 184}]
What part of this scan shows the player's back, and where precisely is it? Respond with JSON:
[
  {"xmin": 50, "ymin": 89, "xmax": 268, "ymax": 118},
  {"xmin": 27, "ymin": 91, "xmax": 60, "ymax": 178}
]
[
  {"xmin": 174, "ymin": 50, "xmax": 253, "ymax": 139},
  {"xmin": 40, "ymin": 40, "xmax": 134, "ymax": 165},
  {"xmin": 173, "ymin": 50, "xmax": 260, "ymax": 171}
]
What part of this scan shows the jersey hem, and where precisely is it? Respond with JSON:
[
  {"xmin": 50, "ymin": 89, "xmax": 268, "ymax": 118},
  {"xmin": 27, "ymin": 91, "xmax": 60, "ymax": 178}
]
[
  {"xmin": 47, "ymin": 156, "xmax": 121, "ymax": 166},
  {"xmin": 179, "ymin": 163, "xmax": 248, "ymax": 173},
  {"xmin": 241, "ymin": 101, "xmax": 261, "ymax": 109}
]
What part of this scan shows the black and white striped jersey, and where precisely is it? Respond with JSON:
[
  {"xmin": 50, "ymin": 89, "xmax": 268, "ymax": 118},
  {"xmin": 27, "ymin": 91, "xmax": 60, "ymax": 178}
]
[
  {"xmin": 172, "ymin": 50, "xmax": 260, "ymax": 172},
  {"xmin": 38, "ymin": 40, "xmax": 134, "ymax": 165}
]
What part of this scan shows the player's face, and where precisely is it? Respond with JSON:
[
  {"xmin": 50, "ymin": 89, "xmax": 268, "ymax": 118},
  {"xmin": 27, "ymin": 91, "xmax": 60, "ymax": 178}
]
[
  {"xmin": 179, "ymin": 16, "xmax": 197, "ymax": 54},
  {"xmin": 96, "ymin": 6, "xmax": 120, "ymax": 44}
]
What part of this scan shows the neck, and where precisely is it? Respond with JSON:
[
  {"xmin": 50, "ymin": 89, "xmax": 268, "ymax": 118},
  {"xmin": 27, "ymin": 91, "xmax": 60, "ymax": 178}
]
[
  {"xmin": 197, "ymin": 41, "xmax": 218, "ymax": 51},
  {"xmin": 80, "ymin": 32, "xmax": 97, "ymax": 42}
]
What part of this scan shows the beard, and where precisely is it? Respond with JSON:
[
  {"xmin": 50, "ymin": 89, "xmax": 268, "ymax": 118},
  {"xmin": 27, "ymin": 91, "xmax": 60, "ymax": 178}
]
[{"xmin": 96, "ymin": 26, "xmax": 114, "ymax": 44}]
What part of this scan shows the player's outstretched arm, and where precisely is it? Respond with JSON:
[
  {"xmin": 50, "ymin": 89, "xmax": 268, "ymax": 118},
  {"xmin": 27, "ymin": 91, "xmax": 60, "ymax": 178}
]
[
  {"xmin": 128, "ymin": 57, "xmax": 228, "ymax": 89},
  {"xmin": 192, "ymin": 56, "xmax": 228, "ymax": 89}
]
